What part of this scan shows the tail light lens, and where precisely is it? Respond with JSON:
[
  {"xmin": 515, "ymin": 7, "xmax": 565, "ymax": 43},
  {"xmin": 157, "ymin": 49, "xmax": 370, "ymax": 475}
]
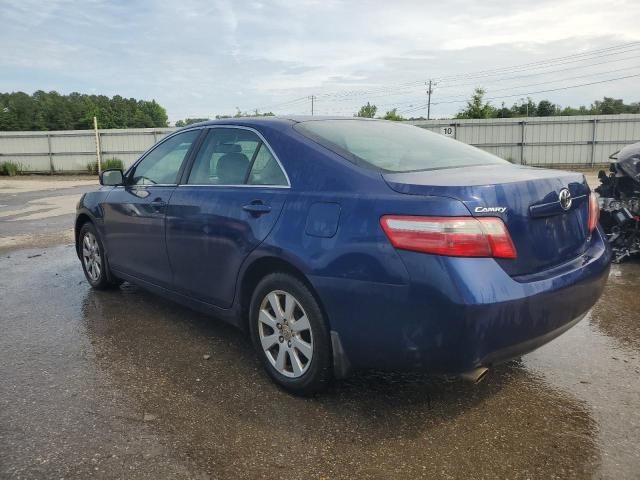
[
  {"xmin": 588, "ymin": 192, "xmax": 600, "ymax": 233},
  {"xmin": 380, "ymin": 215, "xmax": 517, "ymax": 259}
]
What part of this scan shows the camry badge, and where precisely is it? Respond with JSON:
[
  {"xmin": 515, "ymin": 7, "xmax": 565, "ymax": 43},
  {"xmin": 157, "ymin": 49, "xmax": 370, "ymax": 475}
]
[
  {"xmin": 474, "ymin": 206, "xmax": 507, "ymax": 213},
  {"xmin": 558, "ymin": 188, "xmax": 572, "ymax": 211}
]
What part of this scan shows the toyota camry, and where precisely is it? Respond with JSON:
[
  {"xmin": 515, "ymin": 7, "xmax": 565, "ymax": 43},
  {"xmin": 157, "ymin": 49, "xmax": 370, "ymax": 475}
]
[{"xmin": 76, "ymin": 117, "xmax": 610, "ymax": 394}]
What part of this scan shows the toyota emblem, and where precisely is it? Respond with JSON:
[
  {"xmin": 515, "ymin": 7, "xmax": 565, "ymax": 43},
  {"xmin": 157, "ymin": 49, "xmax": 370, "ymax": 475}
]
[{"xmin": 558, "ymin": 188, "xmax": 572, "ymax": 211}]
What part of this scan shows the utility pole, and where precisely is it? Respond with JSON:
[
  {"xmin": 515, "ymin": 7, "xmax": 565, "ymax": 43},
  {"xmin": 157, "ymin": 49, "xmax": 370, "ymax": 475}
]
[
  {"xmin": 520, "ymin": 97, "xmax": 529, "ymax": 117},
  {"xmin": 426, "ymin": 80, "xmax": 434, "ymax": 120},
  {"xmin": 310, "ymin": 95, "xmax": 316, "ymax": 116},
  {"xmin": 93, "ymin": 116, "xmax": 102, "ymax": 176}
]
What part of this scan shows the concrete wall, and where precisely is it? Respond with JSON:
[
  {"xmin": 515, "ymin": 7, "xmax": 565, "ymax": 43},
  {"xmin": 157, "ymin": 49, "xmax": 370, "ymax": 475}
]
[{"xmin": 1, "ymin": 114, "xmax": 640, "ymax": 172}]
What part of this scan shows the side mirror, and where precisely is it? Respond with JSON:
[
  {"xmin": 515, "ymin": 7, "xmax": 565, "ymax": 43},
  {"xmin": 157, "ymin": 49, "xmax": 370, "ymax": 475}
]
[{"xmin": 100, "ymin": 169, "xmax": 124, "ymax": 186}]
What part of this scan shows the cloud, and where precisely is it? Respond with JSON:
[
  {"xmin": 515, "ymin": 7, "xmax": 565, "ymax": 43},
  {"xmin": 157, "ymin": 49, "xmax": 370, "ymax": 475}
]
[{"xmin": 0, "ymin": 0, "xmax": 639, "ymax": 120}]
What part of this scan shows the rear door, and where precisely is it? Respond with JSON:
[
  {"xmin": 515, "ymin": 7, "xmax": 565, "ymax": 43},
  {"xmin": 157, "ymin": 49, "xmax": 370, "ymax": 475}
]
[
  {"xmin": 166, "ymin": 126, "xmax": 289, "ymax": 307},
  {"xmin": 103, "ymin": 129, "xmax": 202, "ymax": 286}
]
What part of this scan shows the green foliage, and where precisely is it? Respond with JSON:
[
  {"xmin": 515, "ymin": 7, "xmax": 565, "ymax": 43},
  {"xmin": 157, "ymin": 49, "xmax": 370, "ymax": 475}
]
[
  {"xmin": 535, "ymin": 100, "xmax": 557, "ymax": 116},
  {"xmin": 455, "ymin": 88, "xmax": 496, "ymax": 119},
  {"xmin": 458, "ymin": 90, "xmax": 640, "ymax": 118},
  {"xmin": 0, "ymin": 91, "xmax": 168, "ymax": 131},
  {"xmin": 383, "ymin": 108, "xmax": 404, "ymax": 121},
  {"xmin": 495, "ymin": 102, "xmax": 513, "ymax": 118},
  {"xmin": 558, "ymin": 105, "xmax": 591, "ymax": 116},
  {"xmin": 356, "ymin": 102, "xmax": 377, "ymax": 118},
  {"xmin": 215, "ymin": 109, "xmax": 275, "ymax": 119},
  {"xmin": 590, "ymin": 96, "xmax": 640, "ymax": 114},
  {"xmin": 104, "ymin": 158, "xmax": 124, "ymax": 170},
  {"xmin": 87, "ymin": 158, "xmax": 124, "ymax": 175},
  {"xmin": 175, "ymin": 118, "xmax": 209, "ymax": 127},
  {"xmin": 0, "ymin": 160, "xmax": 20, "ymax": 176}
]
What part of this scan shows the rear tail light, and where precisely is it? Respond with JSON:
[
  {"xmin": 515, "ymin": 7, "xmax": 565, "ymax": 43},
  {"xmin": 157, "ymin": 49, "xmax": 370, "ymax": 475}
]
[
  {"xmin": 588, "ymin": 192, "xmax": 600, "ymax": 233},
  {"xmin": 380, "ymin": 215, "xmax": 517, "ymax": 259}
]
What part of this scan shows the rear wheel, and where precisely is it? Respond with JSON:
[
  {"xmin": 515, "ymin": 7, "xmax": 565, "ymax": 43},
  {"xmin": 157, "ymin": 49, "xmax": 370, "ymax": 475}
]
[
  {"xmin": 249, "ymin": 273, "xmax": 332, "ymax": 395},
  {"xmin": 79, "ymin": 222, "xmax": 122, "ymax": 290}
]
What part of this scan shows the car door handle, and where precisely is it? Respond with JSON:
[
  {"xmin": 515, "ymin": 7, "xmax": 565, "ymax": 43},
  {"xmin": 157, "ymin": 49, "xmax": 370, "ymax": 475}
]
[
  {"xmin": 242, "ymin": 202, "xmax": 271, "ymax": 216},
  {"xmin": 150, "ymin": 199, "xmax": 167, "ymax": 209}
]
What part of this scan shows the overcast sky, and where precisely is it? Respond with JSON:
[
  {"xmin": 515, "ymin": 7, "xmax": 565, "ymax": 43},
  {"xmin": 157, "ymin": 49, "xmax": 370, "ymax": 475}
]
[{"xmin": 1, "ymin": 0, "xmax": 639, "ymax": 122}]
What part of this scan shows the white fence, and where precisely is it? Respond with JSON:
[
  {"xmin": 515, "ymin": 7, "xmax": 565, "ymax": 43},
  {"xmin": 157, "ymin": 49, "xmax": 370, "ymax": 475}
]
[
  {"xmin": 409, "ymin": 113, "xmax": 640, "ymax": 167},
  {"xmin": 1, "ymin": 114, "xmax": 640, "ymax": 173},
  {"xmin": 0, "ymin": 128, "xmax": 175, "ymax": 173}
]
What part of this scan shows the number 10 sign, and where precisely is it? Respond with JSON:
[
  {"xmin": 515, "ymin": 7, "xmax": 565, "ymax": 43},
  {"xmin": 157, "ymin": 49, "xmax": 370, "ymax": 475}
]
[{"xmin": 440, "ymin": 126, "xmax": 456, "ymax": 137}]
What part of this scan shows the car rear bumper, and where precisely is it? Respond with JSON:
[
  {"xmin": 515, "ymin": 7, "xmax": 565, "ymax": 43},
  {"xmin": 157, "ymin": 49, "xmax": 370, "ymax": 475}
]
[{"xmin": 309, "ymin": 228, "xmax": 611, "ymax": 374}]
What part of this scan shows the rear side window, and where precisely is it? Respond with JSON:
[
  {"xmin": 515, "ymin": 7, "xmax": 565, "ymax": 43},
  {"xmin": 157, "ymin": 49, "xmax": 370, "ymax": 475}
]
[
  {"xmin": 188, "ymin": 129, "xmax": 260, "ymax": 185},
  {"xmin": 248, "ymin": 144, "xmax": 288, "ymax": 186},
  {"xmin": 188, "ymin": 128, "xmax": 287, "ymax": 186},
  {"xmin": 295, "ymin": 119, "xmax": 507, "ymax": 172}
]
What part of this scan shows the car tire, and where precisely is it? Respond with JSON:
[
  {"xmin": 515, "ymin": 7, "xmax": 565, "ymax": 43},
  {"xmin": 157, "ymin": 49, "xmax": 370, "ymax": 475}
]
[
  {"xmin": 249, "ymin": 273, "xmax": 332, "ymax": 395},
  {"xmin": 79, "ymin": 222, "xmax": 122, "ymax": 290}
]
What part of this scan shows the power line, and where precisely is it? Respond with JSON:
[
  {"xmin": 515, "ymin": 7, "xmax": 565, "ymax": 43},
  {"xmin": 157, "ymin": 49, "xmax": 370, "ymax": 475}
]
[
  {"xmin": 427, "ymin": 64, "xmax": 640, "ymax": 104},
  {"xmin": 277, "ymin": 41, "xmax": 640, "ymax": 106},
  {"xmin": 318, "ymin": 42, "xmax": 640, "ymax": 101},
  {"xmin": 436, "ymin": 53, "xmax": 640, "ymax": 90},
  {"xmin": 433, "ymin": 42, "xmax": 640, "ymax": 82},
  {"xmin": 314, "ymin": 53, "xmax": 640, "ymax": 106},
  {"xmin": 315, "ymin": 54, "xmax": 640, "ymax": 114},
  {"xmin": 442, "ymin": 73, "xmax": 640, "ymax": 104},
  {"xmin": 401, "ymin": 72, "xmax": 640, "ymax": 115},
  {"xmin": 254, "ymin": 96, "xmax": 309, "ymax": 112},
  {"xmin": 252, "ymin": 41, "xmax": 640, "ymax": 115},
  {"xmin": 291, "ymin": 47, "xmax": 640, "ymax": 107},
  {"xmin": 311, "ymin": 63, "xmax": 640, "ymax": 115}
]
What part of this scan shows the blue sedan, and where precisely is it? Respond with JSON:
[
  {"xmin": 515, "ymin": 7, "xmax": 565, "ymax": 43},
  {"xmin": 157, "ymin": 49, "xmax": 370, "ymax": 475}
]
[{"xmin": 76, "ymin": 117, "xmax": 610, "ymax": 394}]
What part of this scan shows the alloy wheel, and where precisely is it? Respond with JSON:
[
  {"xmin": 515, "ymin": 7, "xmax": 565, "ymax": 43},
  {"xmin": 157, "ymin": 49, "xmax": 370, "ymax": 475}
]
[
  {"xmin": 258, "ymin": 290, "xmax": 314, "ymax": 378},
  {"xmin": 82, "ymin": 232, "xmax": 102, "ymax": 282}
]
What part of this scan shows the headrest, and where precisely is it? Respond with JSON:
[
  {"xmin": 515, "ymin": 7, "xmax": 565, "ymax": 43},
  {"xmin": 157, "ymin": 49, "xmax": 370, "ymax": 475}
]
[
  {"xmin": 214, "ymin": 143, "xmax": 242, "ymax": 154},
  {"xmin": 217, "ymin": 153, "xmax": 249, "ymax": 184}
]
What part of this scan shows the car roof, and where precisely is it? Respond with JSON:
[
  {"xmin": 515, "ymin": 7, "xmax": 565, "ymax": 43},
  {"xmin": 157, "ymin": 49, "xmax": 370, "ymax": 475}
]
[{"xmin": 180, "ymin": 115, "xmax": 379, "ymax": 130}]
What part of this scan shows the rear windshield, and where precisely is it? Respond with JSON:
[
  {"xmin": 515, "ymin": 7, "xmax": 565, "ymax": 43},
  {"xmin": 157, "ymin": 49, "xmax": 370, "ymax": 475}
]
[{"xmin": 295, "ymin": 119, "xmax": 507, "ymax": 172}]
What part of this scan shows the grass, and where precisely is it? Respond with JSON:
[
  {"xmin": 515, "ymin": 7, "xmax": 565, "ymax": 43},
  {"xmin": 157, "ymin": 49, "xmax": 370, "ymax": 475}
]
[
  {"xmin": 0, "ymin": 161, "xmax": 21, "ymax": 176},
  {"xmin": 86, "ymin": 158, "xmax": 124, "ymax": 175}
]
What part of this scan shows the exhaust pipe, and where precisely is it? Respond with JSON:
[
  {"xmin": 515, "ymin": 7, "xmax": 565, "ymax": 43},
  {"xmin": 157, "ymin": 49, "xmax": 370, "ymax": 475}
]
[{"xmin": 459, "ymin": 367, "xmax": 489, "ymax": 384}]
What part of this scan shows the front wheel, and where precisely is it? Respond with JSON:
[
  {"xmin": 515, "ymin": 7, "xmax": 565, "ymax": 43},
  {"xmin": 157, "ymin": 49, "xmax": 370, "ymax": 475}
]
[
  {"xmin": 79, "ymin": 223, "xmax": 122, "ymax": 290},
  {"xmin": 249, "ymin": 273, "xmax": 332, "ymax": 395}
]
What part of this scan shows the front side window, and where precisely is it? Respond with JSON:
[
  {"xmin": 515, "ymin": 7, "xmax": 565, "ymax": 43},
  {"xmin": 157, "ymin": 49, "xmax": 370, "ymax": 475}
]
[
  {"xmin": 129, "ymin": 130, "xmax": 200, "ymax": 185},
  {"xmin": 295, "ymin": 119, "xmax": 508, "ymax": 172},
  {"xmin": 187, "ymin": 128, "xmax": 287, "ymax": 186}
]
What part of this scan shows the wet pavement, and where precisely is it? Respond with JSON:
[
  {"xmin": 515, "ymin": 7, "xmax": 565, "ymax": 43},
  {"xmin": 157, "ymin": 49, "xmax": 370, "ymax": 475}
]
[
  {"xmin": 1, "ymin": 176, "xmax": 640, "ymax": 479},
  {"xmin": 0, "ymin": 177, "xmax": 97, "ymax": 251}
]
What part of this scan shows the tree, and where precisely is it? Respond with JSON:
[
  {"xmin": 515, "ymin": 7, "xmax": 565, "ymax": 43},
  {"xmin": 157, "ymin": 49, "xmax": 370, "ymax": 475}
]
[
  {"xmin": 536, "ymin": 100, "xmax": 557, "ymax": 116},
  {"xmin": 383, "ymin": 108, "xmax": 404, "ymax": 121},
  {"xmin": 0, "ymin": 91, "xmax": 168, "ymax": 131},
  {"xmin": 496, "ymin": 102, "xmax": 513, "ymax": 118},
  {"xmin": 591, "ymin": 97, "xmax": 626, "ymax": 115},
  {"xmin": 175, "ymin": 117, "xmax": 209, "ymax": 127},
  {"xmin": 511, "ymin": 97, "xmax": 537, "ymax": 117},
  {"xmin": 215, "ymin": 109, "xmax": 275, "ymax": 119},
  {"xmin": 356, "ymin": 102, "xmax": 377, "ymax": 118},
  {"xmin": 455, "ymin": 88, "xmax": 496, "ymax": 119}
]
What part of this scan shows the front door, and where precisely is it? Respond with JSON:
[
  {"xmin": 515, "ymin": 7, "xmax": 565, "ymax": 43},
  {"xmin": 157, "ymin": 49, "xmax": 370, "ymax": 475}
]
[
  {"xmin": 103, "ymin": 129, "xmax": 201, "ymax": 287},
  {"xmin": 166, "ymin": 127, "xmax": 289, "ymax": 307}
]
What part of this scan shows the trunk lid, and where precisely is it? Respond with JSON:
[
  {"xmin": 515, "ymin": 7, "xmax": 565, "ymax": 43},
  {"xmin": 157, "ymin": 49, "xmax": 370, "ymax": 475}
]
[{"xmin": 383, "ymin": 164, "xmax": 591, "ymax": 277}]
